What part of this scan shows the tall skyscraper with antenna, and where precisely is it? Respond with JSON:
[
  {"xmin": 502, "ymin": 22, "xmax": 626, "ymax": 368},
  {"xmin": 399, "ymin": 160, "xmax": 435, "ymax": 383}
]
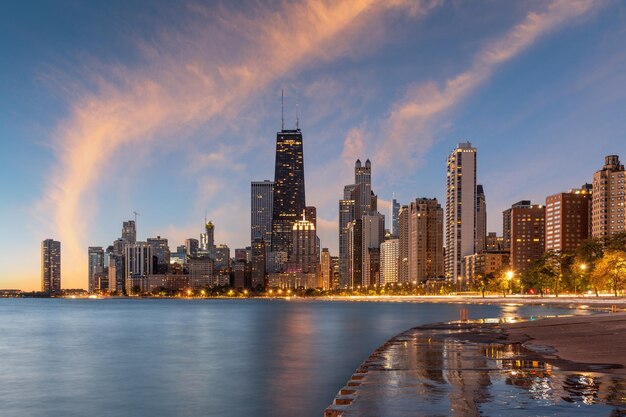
[{"xmin": 271, "ymin": 91, "xmax": 306, "ymax": 256}]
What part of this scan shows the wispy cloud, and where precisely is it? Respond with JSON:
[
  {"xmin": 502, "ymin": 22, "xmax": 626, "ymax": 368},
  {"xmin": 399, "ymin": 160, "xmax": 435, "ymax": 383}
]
[
  {"xmin": 41, "ymin": 0, "xmax": 441, "ymax": 287},
  {"xmin": 375, "ymin": 0, "xmax": 600, "ymax": 168}
]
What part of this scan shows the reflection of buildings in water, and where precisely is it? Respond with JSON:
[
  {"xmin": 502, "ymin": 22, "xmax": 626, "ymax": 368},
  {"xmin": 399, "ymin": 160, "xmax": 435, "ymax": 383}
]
[
  {"xmin": 562, "ymin": 374, "xmax": 600, "ymax": 405},
  {"xmin": 442, "ymin": 338, "xmax": 492, "ymax": 416}
]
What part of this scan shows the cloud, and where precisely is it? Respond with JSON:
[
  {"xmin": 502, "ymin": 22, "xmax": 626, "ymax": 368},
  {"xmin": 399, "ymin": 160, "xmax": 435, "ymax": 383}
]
[
  {"xmin": 42, "ymin": 0, "xmax": 441, "ymax": 287},
  {"xmin": 375, "ymin": 0, "xmax": 600, "ymax": 168}
]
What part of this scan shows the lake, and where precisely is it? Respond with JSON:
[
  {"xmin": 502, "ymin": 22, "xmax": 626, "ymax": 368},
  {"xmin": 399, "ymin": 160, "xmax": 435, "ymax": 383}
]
[{"xmin": 0, "ymin": 298, "xmax": 584, "ymax": 417}]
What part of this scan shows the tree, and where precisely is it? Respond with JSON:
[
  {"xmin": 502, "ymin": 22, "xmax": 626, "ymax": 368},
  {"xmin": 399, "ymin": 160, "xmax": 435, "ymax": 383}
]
[
  {"xmin": 473, "ymin": 272, "xmax": 496, "ymax": 298},
  {"xmin": 605, "ymin": 232, "xmax": 626, "ymax": 252},
  {"xmin": 592, "ymin": 250, "xmax": 626, "ymax": 296}
]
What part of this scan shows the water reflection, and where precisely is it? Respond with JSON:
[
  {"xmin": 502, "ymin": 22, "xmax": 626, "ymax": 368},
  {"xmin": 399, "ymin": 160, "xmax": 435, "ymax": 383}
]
[{"xmin": 337, "ymin": 328, "xmax": 626, "ymax": 416}]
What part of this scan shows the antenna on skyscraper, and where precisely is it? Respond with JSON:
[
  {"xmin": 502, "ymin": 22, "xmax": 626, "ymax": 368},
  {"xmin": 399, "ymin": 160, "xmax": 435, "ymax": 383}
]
[
  {"xmin": 296, "ymin": 103, "xmax": 299, "ymax": 130},
  {"xmin": 281, "ymin": 88, "xmax": 284, "ymax": 131}
]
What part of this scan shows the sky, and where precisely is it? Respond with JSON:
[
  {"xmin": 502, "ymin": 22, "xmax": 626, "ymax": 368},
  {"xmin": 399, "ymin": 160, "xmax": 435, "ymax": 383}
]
[{"xmin": 1, "ymin": 0, "xmax": 625, "ymax": 290}]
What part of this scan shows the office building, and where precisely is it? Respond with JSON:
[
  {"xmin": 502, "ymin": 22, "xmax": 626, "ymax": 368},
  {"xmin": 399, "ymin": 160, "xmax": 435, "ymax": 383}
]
[
  {"xmin": 186, "ymin": 238, "xmax": 199, "ymax": 258},
  {"xmin": 87, "ymin": 246, "xmax": 105, "ymax": 293},
  {"xmin": 271, "ymin": 123, "xmax": 306, "ymax": 256},
  {"xmin": 41, "ymin": 239, "xmax": 61, "ymax": 292},
  {"xmin": 122, "ymin": 220, "xmax": 136, "ymax": 244},
  {"xmin": 200, "ymin": 220, "xmax": 215, "ymax": 252},
  {"xmin": 213, "ymin": 244, "xmax": 231, "ymax": 271},
  {"xmin": 510, "ymin": 203, "xmax": 545, "ymax": 274},
  {"xmin": 392, "ymin": 198, "xmax": 400, "ymax": 237},
  {"xmin": 189, "ymin": 257, "xmax": 213, "ymax": 289},
  {"xmin": 408, "ymin": 198, "xmax": 444, "ymax": 283},
  {"xmin": 486, "ymin": 232, "xmax": 505, "ymax": 251},
  {"xmin": 545, "ymin": 185, "xmax": 592, "ymax": 253},
  {"xmin": 445, "ymin": 142, "xmax": 477, "ymax": 285},
  {"xmin": 251, "ymin": 180, "xmax": 274, "ymax": 246},
  {"xmin": 124, "ymin": 242, "xmax": 153, "ymax": 294},
  {"xmin": 592, "ymin": 155, "xmax": 625, "ymax": 239},
  {"xmin": 147, "ymin": 236, "xmax": 170, "ymax": 273}
]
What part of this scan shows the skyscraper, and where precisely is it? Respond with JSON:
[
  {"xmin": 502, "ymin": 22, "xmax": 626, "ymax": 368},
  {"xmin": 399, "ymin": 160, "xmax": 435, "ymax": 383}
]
[
  {"xmin": 320, "ymin": 248, "xmax": 332, "ymax": 290},
  {"xmin": 200, "ymin": 220, "xmax": 215, "ymax": 252},
  {"xmin": 592, "ymin": 155, "xmax": 625, "ymax": 239},
  {"xmin": 41, "ymin": 239, "xmax": 61, "ymax": 292},
  {"xmin": 290, "ymin": 213, "xmax": 318, "ymax": 280},
  {"xmin": 398, "ymin": 205, "xmax": 409, "ymax": 283},
  {"xmin": 122, "ymin": 220, "xmax": 136, "ymax": 244},
  {"xmin": 251, "ymin": 180, "xmax": 274, "ymax": 246},
  {"xmin": 186, "ymin": 238, "xmax": 199, "ymax": 258},
  {"xmin": 271, "ymin": 125, "xmax": 306, "ymax": 256},
  {"xmin": 339, "ymin": 159, "xmax": 378, "ymax": 287},
  {"xmin": 362, "ymin": 212, "xmax": 385, "ymax": 287},
  {"xmin": 445, "ymin": 142, "xmax": 477, "ymax": 285},
  {"xmin": 250, "ymin": 238, "xmax": 267, "ymax": 289},
  {"xmin": 475, "ymin": 185, "xmax": 487, "ymax": 253},
  {"xmin": 87, "ymin": 246, "xmax": 104, "ymax": 293},
  {"xmin": 124, "ymin": 242, "xmax": 153, "ymax": 294},
  {"xmin": 147, "ymin": 236, "xmax": 170, "ymax": 273},
  {"xmin": 392, "ymin": 198, "xmax": 400, "ymax": 237},
  {"xmin": 408, "ymin": 198, "xmax": 444, "ymax": 283}
]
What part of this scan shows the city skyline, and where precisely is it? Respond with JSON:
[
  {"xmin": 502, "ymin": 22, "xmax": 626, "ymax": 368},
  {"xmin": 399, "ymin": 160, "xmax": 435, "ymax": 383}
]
[{"xmin": 2, "ymin": 0, "xmax": 626, "ymax": 290}]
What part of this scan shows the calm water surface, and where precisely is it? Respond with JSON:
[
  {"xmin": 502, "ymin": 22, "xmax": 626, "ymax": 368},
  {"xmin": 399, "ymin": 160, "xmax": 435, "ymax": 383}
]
[{"xmin": 0, "ymin": 298, "xmax": 583, "ymax": 417}]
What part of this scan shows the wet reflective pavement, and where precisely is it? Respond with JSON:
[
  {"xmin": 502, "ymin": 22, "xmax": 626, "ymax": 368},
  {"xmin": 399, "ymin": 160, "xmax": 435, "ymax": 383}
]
[{"xmin": 325, "ymin": 323, "xmax": 626, "ymax": 416}]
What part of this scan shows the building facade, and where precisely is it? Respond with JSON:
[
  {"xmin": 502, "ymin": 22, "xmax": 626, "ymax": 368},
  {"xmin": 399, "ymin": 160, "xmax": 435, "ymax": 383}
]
[
  {"xmin": 510, "ymin": 204, "xmax": 545, "ymax": 274},
  {"xmin": 251, "ymin": 180, "xmax": 274, "ymax": 246},
  {"xmin": 545, "ymin": 185, "xmax": 592, "ymax": 253},
  {"xmin": 476, "ymin": 184, "xmax": 487, "ymax": 253},
  {"xmin": 592, "ymin": 155, "xmax": 625, "ymax": 239},
  {"xmin": 41, "ymin": 239, "xmax": 61, "ymax": 292},
  {"xmin": 445, "ymin": 142, "xmax": 477, "ymax": 285},
  {"xmin": 380, "ymin": 239, "xmax": 399, "ymax": 285},
  {"xmin": 362, "ymin": 212, "xmax": 385, "ymax": 287},
  {"xmin": 124, "ymin": 242, "xmax": 153, "ymax": 294},
  {"xmin": 503, "ymin": 201, "xmax": 531, "ymax": 251},
  {"xmin": 320, "ymin": 248, "xmax": 332, "ymax": 290},
  {"xmin": 271, "ymin": 128, "xmax": 306, "ymax": 256},
  {"xmin": 87, "ymin": 246, "xmax": 104, "ymax": 293},
  {"xmin": 408, "ymin": 198, "xmax": 444, "ymax": 283}
]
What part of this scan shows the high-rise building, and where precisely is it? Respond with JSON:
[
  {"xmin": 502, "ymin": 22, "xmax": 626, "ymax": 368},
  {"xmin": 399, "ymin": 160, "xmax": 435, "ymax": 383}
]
[
  {"xmin": 124, "ymin": 242, "xmax": 153, "ymax": 294},
  {"xmin": 338, "ymin": 198, "xmax": 355, "ymax": 287},
  {"xmin": 510, "ymin": 204, "xmax": 545, "ymax": 274},
  {"xmin": 87, "ymin": 246, "xmax": 104, "ymax": 293},
  {"xmin": 346, "ymin": 219, "xmax": 362, "ymax": 289},
  {"xmin": 362, "ymin": 212, "xmax": 385, "ymax": 287},
  {"xmin": 41, "ymin": 239, "xmax": 61, "ymax": 292},
  {"xmin": 319, "ymin": 248, "xmax": 332, "ymax": 290},
  {"xmin": 392, "ymin": 198, "xmax": 400, "ymax": 237},
  {"xmin": 380, "ymin": 239, "xmax": 399, "ymax": 285},
  {"xmin": 445, "ymin": 142, "xmax": 477, "ymax": 285},
  {"xmin": 476, "ymin": 185, "xmax": 487, "ymax": 253},
  {"xmin": 503, "ymin": 201, "xmax": 531, "ymax": 251},
  {"xmin": 108, "ymin": 253, "xmax": 124, "ymax": 294},
  {"xmin": 545, "ymin": 185, "xmax": 592, "ymax": 253},
  {"xmin": 213, "ymin": 244, "xmax": 231, "ymax": 271},
  {"xmin": 290, "ymin": 213, "xmax": 318, "ymax": 276},
  {"xmin": 338, "ymin": 159, "xmax": 378, "ymax": 287},
  {"xmin": 464, "ymin": 252, "xmax": 510, "ymax": 283},
  {"xmin": 235, "ymin": 248, "xmax": 248, "ymax": 263},
  {"xmin": 408, "ymin": 198, "xmax": 444, "ymax": 283},
  {"xmin": 398, "ymin": 205, "xmax": 409, "ymax": 283},
  {"xmin": 147, "ymin": 236, "xmax": 170, "ymax": 273},
  {"xmin": 592, "ymin": 155, "xmax": 625, "ymax": 239},
  {"xmin": 271, "ymin": 124, "xmax": 306, "ymax": 256},
  {"xmin": 250, "ymin": 239, "xmax": 267, "ymax": 289},
  {"xmin": 122, "ymin": 220, "xmax": 136, "ymax": 244},
  {"xmin": 186, "ymin": 238, "xmax": 199, "ymax": 258},
  {"xmin": 251, "ymin": 180, "xmax": 274, "ymax": 246},
  {"xmin": 200, "ymin": 220, "xmax": 215, "ymax": 252},
  {"xmin": 189, "ymin": 257, "xmax": 213, "ymax": 289}
]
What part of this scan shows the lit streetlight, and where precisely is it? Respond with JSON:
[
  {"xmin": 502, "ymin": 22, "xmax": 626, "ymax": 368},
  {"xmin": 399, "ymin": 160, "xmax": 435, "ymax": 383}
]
[{"xmin": 506, "ymin": 270, "xmax": 514, "ymax": 297}]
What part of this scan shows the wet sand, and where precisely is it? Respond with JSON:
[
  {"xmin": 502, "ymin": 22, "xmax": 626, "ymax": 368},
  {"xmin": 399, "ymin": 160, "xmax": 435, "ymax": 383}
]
[{"xmin": 325, "ymin": 312, "xmax": 626, "ymax": 416}]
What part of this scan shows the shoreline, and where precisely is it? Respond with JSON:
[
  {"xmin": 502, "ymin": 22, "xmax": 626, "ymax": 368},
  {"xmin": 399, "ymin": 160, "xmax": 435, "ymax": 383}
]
[{"xmin": 325, "ymin": 312, "xmax": 626, "ymax": 416}]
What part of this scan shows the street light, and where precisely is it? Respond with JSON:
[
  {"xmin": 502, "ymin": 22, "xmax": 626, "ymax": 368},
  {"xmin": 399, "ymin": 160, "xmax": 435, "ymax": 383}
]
[{"xmin": 506, "ymin": 270, "xmax": 514, "ymax": 297}]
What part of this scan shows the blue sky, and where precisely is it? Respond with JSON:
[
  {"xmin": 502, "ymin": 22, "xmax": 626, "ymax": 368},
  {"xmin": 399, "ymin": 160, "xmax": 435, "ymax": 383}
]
[{"xmin": 1, "ymin": 0, "xmax": 625, "ymax": 290}]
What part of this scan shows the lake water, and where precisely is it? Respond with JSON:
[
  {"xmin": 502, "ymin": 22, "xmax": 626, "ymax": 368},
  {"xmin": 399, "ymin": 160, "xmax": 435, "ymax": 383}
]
[{"xmin": 0, "ymin": 298, "xmax": 585, "ymax": 417}]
